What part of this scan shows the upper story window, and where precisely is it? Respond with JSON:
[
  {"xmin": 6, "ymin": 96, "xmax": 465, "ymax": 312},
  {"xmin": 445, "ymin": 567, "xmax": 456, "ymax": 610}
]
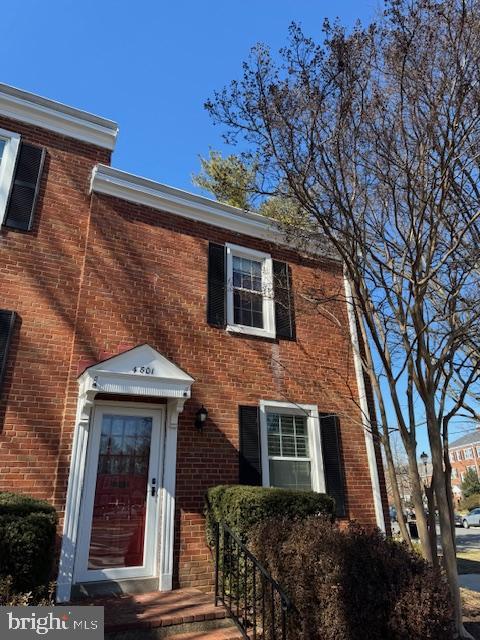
[
  {"xmin": 465, "ymin": 447, "xmax": 474, "ymax": 459},
  {"xmin": 207, "ymin": 242, "xmax": 295, "ymax": 341},
  {"xmin": 476, "ymin": 446, "xmax": 480, "ymax": 457},
  {"xmin": 226, "ymin": 244, "xmax": 275, "ymax": 339},
  {"xmin": 0, "ymin": 128, "xmax": 20, "ymax": 226},
  {"xmin": 0, "ymin": 129, "xmax": 45, "ymax": 231}
]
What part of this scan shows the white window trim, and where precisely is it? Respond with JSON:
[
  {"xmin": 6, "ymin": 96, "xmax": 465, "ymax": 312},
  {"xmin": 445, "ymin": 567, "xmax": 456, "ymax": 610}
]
[
  {"xmin": 226, "ymin": 243, "xmax": 275, "ymax": 339},
  {"xmin": 465, "ymin": 448, "xmax": 474, "ymax": 459},
  {"xmin": 0, "ymin": 128, "xmax": 20, "ymax": 226},
  {"xmin": 259, "ymin": 400, "xmax": 325, "ymax": 493}
]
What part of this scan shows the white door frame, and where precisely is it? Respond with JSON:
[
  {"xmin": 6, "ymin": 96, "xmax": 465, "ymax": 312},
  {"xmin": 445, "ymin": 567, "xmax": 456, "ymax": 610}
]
[
  {"xmin": 56, "ymin": 344, "xmax": 194, "ymax": 603},
  {"xmin": 74, "ymin": 402, "xmax": 164, "ymax": 583}
]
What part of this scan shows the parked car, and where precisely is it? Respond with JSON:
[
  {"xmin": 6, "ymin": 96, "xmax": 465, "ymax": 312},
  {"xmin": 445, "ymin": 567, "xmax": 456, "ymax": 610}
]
[
  {"xmin": 454, "ymin": 513, "xmax": 463, "ymax": 527},
  {"xmin": 462, "ymin": 508, "xmax": 480, "ymax": 528}
]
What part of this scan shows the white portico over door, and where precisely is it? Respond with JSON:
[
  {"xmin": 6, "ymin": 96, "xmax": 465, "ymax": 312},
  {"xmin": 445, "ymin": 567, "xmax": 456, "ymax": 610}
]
[{"xmin": 56, "ymin": 344, "xmax": 194, "ymax": 603}]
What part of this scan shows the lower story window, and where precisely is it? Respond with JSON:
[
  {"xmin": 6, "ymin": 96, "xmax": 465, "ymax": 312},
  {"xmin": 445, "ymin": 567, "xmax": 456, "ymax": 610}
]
[
  {"xmin": 267, "ymin": 412, "xmax": 312, "ymax": 490},
  {"xmin": 260, "ymin": 401, "xmax": 324, "ymax": 493}
]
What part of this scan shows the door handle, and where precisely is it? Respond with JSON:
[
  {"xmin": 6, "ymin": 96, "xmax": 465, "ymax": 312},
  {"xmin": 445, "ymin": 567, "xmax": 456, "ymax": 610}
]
[{"xmin": 151, "ymin": 478, "xmax": 157, "ymax": 497}]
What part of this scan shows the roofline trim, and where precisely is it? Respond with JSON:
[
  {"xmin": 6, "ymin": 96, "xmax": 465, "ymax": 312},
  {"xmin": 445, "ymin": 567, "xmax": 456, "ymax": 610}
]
[
  {"xmin": 90, "ymin": 164, "xmax": 340, "ymax": 260},
  {"xmin": 450, "ymin": 434, "xmax": 480, "ymax": 449},
  {"xmin": 0, "ymin": 84, "xmax": 118, "ymax": 150},
  {"xmin": 91, "ymin": 164, "xmax": 286, "ymax": 241}
]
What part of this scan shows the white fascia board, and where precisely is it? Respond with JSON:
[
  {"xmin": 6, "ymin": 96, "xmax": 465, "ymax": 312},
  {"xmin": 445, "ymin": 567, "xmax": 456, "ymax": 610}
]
[
  {"xmin": 91, "ymin": 164, "xmax": 341, "ymax": 259},
  {"xmin": 0, "ymin": 83, "xmax": 118, "ymax": 150},
  {"xmin": 91, "ymin": 164, "xmax": 286, "ymax": 242}
]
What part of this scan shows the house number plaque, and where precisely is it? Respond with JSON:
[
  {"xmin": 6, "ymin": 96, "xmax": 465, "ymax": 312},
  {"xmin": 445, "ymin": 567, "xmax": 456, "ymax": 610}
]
[{"xmin": 132, "ymin": 366, "xmax": 155, "ymax": 375}]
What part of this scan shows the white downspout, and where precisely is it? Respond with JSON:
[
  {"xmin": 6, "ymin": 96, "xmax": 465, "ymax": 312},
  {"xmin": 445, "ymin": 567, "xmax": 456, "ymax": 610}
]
[{"xmin": 344, "ymin": 273, "xmax": 386, "ymax": 532}]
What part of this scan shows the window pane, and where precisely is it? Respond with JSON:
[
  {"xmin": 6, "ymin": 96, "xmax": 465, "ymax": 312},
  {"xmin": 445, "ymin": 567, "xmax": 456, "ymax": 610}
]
[
  {"xmin": 282, "ymin": 435, "xmax": 296, "ymax": 457},
  {"xmin": 281, "ymin": 415, "xmax": 294, "ymax": 435},
  {"xmin": 232, "ymin": 257, "xmax": 262, "ymax": 292},
  {"xmin": 268, "ymin": 433, "xmax": 281, "ymax": 456},
  {"xmin": 267, "ymin": 413, "xmax": 280, "ymax": 433},
  {"xmin": 294, "ymin": 416, "xmax": 307, "ymax": 436},
  {"xmin": 267, "ymin": 413, "xmax": 310, "ymax": 458},
  {"xmin": 0, "ymin": 139, "xmax": 5, "ymax": 164},
  {"xmin": 233, "ymin": 290, "xmax": 263, "ymax": 328},
  {"xmin": 269, "ymin": 459, "xmax": 312, "ymax": 491},
  {"xmin": 296, "ymin": 437, "xmax": 309, "ymax": 457}
]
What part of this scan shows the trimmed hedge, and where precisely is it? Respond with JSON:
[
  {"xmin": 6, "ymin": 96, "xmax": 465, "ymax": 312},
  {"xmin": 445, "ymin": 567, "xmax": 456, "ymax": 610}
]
[
  {"xmin": 0, "ymin": 492, "xmax": 57, "ymax": 592},
  {"xmin": 459, "ymin": 493, "xmax": 480, "ymax": 512},
  {"xmin": 252, "ymin": 516, "xmax": 454, "ymax": 640},
  {"xmin": 205, "ymin": 485, "xmax": 335, "ymax": 544}
]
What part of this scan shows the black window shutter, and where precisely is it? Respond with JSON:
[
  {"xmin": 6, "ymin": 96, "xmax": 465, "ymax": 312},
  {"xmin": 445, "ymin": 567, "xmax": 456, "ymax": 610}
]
[
  {"xmin": 320, "ymin": 413, "xmax": 346, "ymax": 517},
  {"xmin": 239, "ymin": 405, "xmax": 262, "ymax": 485},
  {"xmin": 0, "ymin": 310, "xmax": 16, "ymax": 392},
  {"xmin": 4, "ymin": 142, "xmax": 45, "ymax": 231},
  {"xmin": 207, "ymin": 242, "xmax": 226, "ymax": 327},
  {"xmin": 273, "ymin": 260, "xmax": 295, "ymax": 340}
]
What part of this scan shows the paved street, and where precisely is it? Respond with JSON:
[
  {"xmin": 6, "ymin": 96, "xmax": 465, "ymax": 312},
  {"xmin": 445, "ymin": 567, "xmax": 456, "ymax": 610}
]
[
  {"xmin": 454, "ymin": 526, "xmax": 480, "ymax": 553},
  {"xmin": 391, "ymin": 521, "xmax": 480, "ymax": 552}
]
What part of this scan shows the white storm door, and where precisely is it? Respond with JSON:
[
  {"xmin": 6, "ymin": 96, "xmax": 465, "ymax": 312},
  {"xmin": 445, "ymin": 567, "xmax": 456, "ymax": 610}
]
[{"xmin": 74, "ymin": 404, "xmax": 164, "ymax": 583}]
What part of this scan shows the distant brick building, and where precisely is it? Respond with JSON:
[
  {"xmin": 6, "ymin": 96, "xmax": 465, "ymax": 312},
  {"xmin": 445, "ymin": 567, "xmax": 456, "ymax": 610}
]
[
  {"xmin": 449, "ymin": 429, "xmax": 480, "ymax": 501},
  {"xmin": 0, "ymin": 84, "xmax": 388, "ymax": 603}
]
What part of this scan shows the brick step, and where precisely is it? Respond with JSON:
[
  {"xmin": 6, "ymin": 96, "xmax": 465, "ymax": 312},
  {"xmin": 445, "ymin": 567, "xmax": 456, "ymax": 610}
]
[
  {"xmin": 97, "ymin": 588, "xmax": 226, "ymax": 634},
  {"xmin": 164, "ymin": 627, "xmax": 245, "ymax": 640},
  {"xmin": 105, "ymin": 619, "xmax": 243, "ymax": 640}
]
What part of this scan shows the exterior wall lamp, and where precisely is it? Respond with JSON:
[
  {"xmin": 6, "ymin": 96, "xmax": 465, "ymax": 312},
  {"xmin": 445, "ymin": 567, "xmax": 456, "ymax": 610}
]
[{"xmin": 195, "ymin": 405, "xmax": 208, "ymax": 431}]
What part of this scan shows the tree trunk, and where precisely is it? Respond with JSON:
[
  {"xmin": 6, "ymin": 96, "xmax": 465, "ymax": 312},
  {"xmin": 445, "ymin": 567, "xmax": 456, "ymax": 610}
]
[
  {"xmin": 443, "ymin": 428, "xmax": 457, "ymax": 555},
  {"xmin": 383, "ymin": 436, "xmax": 412, "ymax": 547},
  {"xmin": 427, "ymin": 414, "xmax": 472, "ymax": 639},
  {"xmin": 425, "ymin": 476, "xmax": 438, "ymax": 569},
  {"xmin": 405, "ymin": 446, "xmax": 433, "ymax": 563}
]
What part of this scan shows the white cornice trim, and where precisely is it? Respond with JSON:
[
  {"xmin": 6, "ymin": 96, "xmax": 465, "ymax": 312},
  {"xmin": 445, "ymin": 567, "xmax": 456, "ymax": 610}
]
[
  {"xmin": 91, "ymin": 164, "xmax": 340, "ymax": 260},
  {"xmin": 0, "ymin": 84, "xmax": 118, "ymax": 150},
  {"xmin": 91, "ymin": 164, "xmax": 287, "ymax": 243}
]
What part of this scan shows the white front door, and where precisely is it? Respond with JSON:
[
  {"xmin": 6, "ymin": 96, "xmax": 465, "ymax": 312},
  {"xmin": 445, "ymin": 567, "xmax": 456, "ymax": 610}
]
[{"xmin": 74, "ymin": 403, "xmax": 164, "ymax": 583}]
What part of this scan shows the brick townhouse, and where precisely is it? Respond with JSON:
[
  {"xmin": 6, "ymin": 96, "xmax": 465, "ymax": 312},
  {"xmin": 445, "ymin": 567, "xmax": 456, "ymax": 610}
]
[
  {"xmin": 0, "ymin": 83, "xmax": 388, "ymax": 603},
  {"xmin": 449, "ymin": 429, "xmax": 480, "ymax": 501}
]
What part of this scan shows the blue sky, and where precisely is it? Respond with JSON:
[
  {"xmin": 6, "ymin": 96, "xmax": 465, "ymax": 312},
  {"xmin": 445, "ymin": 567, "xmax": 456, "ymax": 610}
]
[
  {"xmin": 1, "ymin": 0, "xmax": 379, "ymax": 191},
  {"xmin": 5, "ymin": 0, "xmax": 474, "ymax": 459}
]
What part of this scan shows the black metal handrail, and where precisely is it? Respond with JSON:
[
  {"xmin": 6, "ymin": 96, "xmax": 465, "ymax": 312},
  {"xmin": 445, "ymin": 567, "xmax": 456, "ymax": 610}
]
[{"xmin": 214, "ymin": 521, "xmax": 292, "ymax": 640}]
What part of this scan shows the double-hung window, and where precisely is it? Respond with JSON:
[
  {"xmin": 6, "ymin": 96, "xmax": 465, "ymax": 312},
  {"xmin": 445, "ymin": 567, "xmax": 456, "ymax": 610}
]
[
  {"xmin": 259, "ymin": 401, "xmax": 324, "ymax": 492},
  {"xmin": 0, "ymin": 128, "xmax": 20, "ymax": 226},
  {"xmin": 266, "ymin": 412, "xmax": 312, "ymax": 490},
  {"xmin": 465, "ymin": 448, "xmax": 474, "ymax": 459},
  {"xmin": 226, "ymin": 244, "xmax": 275, "ymax": 339}
]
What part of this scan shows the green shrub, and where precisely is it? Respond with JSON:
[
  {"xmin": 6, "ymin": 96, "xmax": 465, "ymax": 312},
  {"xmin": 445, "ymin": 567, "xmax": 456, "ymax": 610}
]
[
  {"xmin": 459, "ymin": 493, "xmax": 480, "ymax": 512},
  {"xmin": 205, "ymin": 484, "xmax": 335, "ymax": 544},
  {"xmin": 0, "ymin": 492, "xmax": 57, "ymax": 592},
  {"xmin": 0, "ymin": 576, "xmax": 55, "ymax": 606},
  {"xmin": 252, "ymin": 516, "xmax": 454, "ymax": 640},
  {"xmin": 460, "ymin": 469, "xmax": 480, "ymax": 498}
]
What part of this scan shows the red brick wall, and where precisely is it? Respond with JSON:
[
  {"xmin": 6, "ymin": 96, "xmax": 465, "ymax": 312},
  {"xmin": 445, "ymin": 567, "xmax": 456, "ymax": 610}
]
[
  {"xmin": 450, "ymin": 442, "xmax": 480, "ymax": 498},
  {"xmin": 0, "ymin": 116, "xmax": 110, "ymax": 501},
  {"xmin": 0, "ymin": 117, "xmax": 385, "ymax": 590}
]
